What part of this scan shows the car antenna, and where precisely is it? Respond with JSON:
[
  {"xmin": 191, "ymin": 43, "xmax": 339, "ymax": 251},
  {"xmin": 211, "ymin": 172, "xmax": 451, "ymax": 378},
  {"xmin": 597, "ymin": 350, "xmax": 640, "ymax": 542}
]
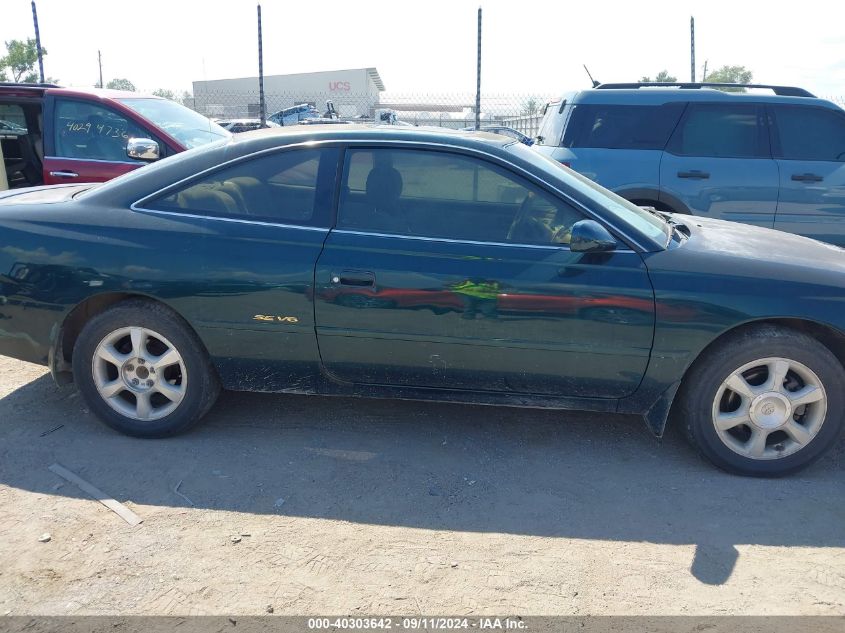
[{"xmin": 583, "ymin": 64, "xmax": 600, "ymax": 88}]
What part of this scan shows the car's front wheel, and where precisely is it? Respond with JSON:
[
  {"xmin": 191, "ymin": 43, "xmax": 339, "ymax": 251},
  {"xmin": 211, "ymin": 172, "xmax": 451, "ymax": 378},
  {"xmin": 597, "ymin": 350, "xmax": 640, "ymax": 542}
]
[
  {"xmin": 72, "ymin": 299, "xmax": 220, "ymax": 437},
  {"xmin": 676, "ymin": 325, "xmax": 844, "ymax": 476}
]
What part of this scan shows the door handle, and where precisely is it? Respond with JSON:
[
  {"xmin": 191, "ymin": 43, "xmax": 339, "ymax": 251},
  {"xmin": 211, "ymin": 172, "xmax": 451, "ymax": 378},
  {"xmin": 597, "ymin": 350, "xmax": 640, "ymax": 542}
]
[
  {"xmin": 49, "ymin": 170, "xmax": 79, "ymax": 178},
  {"xmin": 332, "ymin": 270, "xmax": 375, "ymax": 287},
  {"xmin": 791, "ymin": 173, "xmax": 823, "ymax": 182},
  {"xmin": 677, "ymin": 170, "xmax": 710, "ymax": 179}
]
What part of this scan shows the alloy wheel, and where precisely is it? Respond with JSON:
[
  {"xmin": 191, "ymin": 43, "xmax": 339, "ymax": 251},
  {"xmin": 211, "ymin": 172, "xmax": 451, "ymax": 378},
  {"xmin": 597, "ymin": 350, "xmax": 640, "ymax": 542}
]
[
  {"xmin": 91, "ymin": 326, "xmax": 187, "ymax": 421},
  {"xmin": 711, "ymin": 356, "xmax": 827, "ymax": 460}
]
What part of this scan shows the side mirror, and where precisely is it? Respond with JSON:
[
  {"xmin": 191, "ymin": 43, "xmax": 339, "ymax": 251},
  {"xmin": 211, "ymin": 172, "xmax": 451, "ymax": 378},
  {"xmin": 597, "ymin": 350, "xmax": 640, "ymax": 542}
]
[
  {"xmin": 569, "ymin": 219, "xmax": 617, "ymax": 253},
  {"xmin": 127, "ymin": 138, "xmax": 160, "ymax": 161}
]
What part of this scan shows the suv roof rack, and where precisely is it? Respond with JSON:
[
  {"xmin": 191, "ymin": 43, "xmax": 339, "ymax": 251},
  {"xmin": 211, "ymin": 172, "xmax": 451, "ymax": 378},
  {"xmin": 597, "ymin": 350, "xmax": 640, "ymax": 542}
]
[
  {"xmin": 0, "ymin": 82, "xmax": 60, "ymax": 88},
  {"xmin": 595, "ymin": 82, "xmax": 816, "ymax": 98}
]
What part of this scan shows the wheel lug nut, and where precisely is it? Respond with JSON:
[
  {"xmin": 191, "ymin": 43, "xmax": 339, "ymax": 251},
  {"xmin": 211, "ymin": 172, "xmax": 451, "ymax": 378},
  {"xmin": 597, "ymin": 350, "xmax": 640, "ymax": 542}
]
[
  {"xmin": 138, "ymin": 359, "xmax": 145, "ymax": 365},
  {"xmin": 149, "ymin": 367, "xmax": 155, "ymax": 374},
  {"xmin": 147, "ymin": 380, "xmax": 154, "ymax": 387},
  {"xmin": 132, "ymin": 378, "xmax": 139, "ymax": 385},
  {"xmin": 126, "ymin": 364, "xmax": 134, "ymax": 371}
]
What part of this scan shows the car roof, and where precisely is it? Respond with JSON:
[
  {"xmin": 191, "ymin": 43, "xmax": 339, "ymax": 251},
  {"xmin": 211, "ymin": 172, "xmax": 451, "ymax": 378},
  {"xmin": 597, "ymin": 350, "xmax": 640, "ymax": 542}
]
[
  {"xmin": 0, "ymin": 83, "xmax": 162, "ymax": 101},
  {"xmin": 566, "ymin": 87, "xmax": 841, "ymax": 109},
  {"xmin": 227, "ymin": 124, "xmax": 513, "ymax": 153}
]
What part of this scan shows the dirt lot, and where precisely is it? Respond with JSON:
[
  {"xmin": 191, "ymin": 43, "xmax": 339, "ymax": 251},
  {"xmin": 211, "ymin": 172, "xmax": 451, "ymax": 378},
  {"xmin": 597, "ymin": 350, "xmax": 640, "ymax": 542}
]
[{"xmin": 0, "ymin": 354, "xmax": 844, "ymax": 616}]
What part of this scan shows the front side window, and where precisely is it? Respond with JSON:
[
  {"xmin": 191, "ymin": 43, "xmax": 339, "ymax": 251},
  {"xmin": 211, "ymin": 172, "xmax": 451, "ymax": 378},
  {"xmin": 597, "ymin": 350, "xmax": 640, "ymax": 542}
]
[
  {"xmin": 146, "ymin": 147, "xmax": 338, "ymax": 225},
  {"xmin": 668, "ymin": 103, "xmax": 767, "ymax": 158},
  {"xmin": 562, "ymin": 103, "xmax": 685, "ymax": 150},
  {"xmin": 54, "ymin": 99, "xmax": 148, "ymax": 162},
  {"xmin": 771, "ymin": 105, "xmax": 845, "ymax": 162},
  {"xmin": 337, "ymin": 148, "xmax": 585, "ymax": 245}
]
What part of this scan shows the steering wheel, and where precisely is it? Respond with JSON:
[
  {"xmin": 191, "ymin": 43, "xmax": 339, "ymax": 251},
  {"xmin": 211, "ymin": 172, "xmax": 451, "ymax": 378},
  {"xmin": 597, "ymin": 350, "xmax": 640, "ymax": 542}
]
[{"xmin": 507, "ymin": 194, "xmax": 571, "ymax": 244}]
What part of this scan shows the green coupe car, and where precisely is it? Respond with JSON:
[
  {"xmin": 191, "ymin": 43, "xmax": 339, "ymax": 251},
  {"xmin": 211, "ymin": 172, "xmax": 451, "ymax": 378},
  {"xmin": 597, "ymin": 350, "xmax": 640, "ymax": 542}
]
[{"xmin": 0, "ymin": 125, "xmax": 843, "ymax": 476}]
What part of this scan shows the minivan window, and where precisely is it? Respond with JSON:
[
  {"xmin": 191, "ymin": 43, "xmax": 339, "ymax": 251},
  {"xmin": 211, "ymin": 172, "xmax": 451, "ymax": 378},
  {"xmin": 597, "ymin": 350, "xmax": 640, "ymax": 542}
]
[
  {"xmin": 771, "ymin": 106, "xmax": 845, "ymax": 162},
  {"xmin": 118, "ymin": 98, "xmax": 230, "ymax": 149},
  {"xmin": 562, "ymin": 103, "xmax": 685, "ymax": 150},
  {"xmin": 668, "ymin": 103, "xmax": 766, "ymax": 158},
  {"xmin": 54, "ymin": 99, "xmax": 148, "ymax": 162}
]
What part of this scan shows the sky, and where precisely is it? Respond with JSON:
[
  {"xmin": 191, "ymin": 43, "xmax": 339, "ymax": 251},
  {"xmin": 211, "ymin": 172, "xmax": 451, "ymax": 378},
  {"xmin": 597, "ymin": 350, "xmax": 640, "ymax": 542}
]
[{"xmin": 1, "ymin": 0, "xmax": 844, "ymax": 99}]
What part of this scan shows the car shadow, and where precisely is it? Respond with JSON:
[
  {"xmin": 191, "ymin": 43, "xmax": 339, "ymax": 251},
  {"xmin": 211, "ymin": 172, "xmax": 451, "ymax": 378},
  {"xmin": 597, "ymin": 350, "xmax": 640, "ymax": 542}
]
[{"xmin": 0, "ymin": 371, "xmax": 843, "ymax": 586}]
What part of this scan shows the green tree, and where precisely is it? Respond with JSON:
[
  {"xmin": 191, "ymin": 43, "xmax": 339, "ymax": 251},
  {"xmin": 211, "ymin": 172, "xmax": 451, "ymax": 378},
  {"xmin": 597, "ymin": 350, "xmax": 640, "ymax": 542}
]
[
  {"xmin": 0, "ymin": 38, "xmax": 47, "ymax": 83},
  {"xmin": 152, "ymin": 88, "xmax": 176, "ymax": 100},
  {"xmin": 106, "ymin": 78, "xmax": 136, "ymax": 91},
  {"xmin": 521, "ymin": 95, "xmax": 541, "ymax": 116},
  {"xmin": 639, "ymin": 70, "xmax": 677, "ymax": 83},
  {"xmin": 703, "ymin": 65, "xmax": 753, "ymax": 91}
]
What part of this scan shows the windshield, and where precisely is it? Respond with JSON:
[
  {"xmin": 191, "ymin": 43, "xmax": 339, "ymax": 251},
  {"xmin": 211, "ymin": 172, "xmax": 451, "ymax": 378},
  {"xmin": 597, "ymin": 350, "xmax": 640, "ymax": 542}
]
[
  {"xmin": 118, "ymin": 98, "xmax": 230, "ymax": 149},
  {"xmin": 507, "ymin": 143, "xmax": 670, "ymax": 248}
]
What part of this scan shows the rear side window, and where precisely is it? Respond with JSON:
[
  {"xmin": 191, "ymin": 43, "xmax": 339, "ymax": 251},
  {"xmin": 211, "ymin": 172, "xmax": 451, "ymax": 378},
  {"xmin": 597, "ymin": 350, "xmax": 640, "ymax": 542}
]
[
  {"xmin": 536, "ymin": 101, "xmax": 568, "ymax": 146},
  {"xmin": 54, "ymin": 99, "xmax": 148, "ymax": 162},
  {"xmin": 146, "ymin": 147, "xmax": 339, "ymax": 225},
  {"xmin": 770, "ymin": 105, "xmax": 845, "ymax": 162},
  {"xmin": 562, "ymin": 103, "xmax": 684, "ymax": 150},
  {"xmin": 667, "ymin": 103, "xmax": 767, "ymax": 158},
  {"xmin": 0, "ymin": 105, "xmax": 27, "ymax": 133}
]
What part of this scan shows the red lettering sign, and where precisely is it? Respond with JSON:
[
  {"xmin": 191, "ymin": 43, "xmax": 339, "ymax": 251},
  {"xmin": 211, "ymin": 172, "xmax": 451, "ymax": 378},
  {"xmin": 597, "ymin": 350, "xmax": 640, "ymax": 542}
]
[{"xmin": 329, "ymin": 81, "xmax": 351, "ymax": 92}]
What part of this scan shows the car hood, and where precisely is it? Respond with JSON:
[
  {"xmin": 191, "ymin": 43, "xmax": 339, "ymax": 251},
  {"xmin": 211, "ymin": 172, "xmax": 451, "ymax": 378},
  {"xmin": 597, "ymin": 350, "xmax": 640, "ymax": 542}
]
[
  {"xmin": 645, "ymin": 215, "xmax": 845, "ymax": 297},
  {"xmin": 670, "ymin": 214, "xmax": 845, "ymax": 275},
  {"xmin": 0, "ymin": 183, "xmax": 97, "ymax": 206}
]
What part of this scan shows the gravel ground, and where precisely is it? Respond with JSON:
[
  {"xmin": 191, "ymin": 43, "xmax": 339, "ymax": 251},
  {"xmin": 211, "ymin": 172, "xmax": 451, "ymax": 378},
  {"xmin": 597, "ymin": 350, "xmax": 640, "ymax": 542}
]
[{"xmin": 0, "ymin": 354, "xmax": 844, "ymax": 616}]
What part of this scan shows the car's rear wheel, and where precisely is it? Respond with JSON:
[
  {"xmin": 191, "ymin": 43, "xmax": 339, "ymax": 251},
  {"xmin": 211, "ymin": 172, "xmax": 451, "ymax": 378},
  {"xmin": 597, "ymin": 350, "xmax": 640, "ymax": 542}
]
[
  {"xmin": 676, "ymin": 325, "xmax": 844, "ymax": 476},
  {"xmin": 72, "ymin": 300, "xmax": 220, "ymax": 437}
]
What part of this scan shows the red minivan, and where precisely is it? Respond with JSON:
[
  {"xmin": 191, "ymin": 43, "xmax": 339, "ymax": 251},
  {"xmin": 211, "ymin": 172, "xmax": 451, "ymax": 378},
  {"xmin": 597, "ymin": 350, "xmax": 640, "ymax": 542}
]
[{"xmin": 1, "ymin": 83, "xmax": 230, "ymax": 190}]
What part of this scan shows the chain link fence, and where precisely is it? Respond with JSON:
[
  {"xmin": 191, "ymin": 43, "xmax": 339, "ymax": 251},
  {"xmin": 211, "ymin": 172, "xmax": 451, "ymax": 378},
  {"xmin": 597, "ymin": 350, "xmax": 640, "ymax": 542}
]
[
  {"xmin": 179, "ymin": 90, "xmax": 555, "ymax": 137},
  {"xmin": 173, "ymin": 89, "xmax": 845, "ymax": 138}
]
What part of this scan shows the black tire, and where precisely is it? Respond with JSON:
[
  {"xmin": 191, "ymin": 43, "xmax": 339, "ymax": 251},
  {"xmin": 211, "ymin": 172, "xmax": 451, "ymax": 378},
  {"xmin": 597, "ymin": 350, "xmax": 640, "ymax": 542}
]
[
  {"xmin": 72, "ymin": 299, "xmax": 220, "ymax": 438},
  {"xmin": 675, "ymin": 325, "xmax": 845, "ymax": 477}
]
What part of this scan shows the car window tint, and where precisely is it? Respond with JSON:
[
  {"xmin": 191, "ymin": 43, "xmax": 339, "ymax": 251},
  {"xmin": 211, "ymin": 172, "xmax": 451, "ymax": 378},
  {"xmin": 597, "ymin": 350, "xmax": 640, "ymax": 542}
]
[
  {"xmin": 337, "ymin": 148, "xmax": 585, "ymax": 245},
  {"xmin": 772, "ymin": 106, "xmax": 845, "ymax": 162},
  {"xmin": 54, "ymin": 100, "xmax": 147, "ymax": 162},
  {"xmin": 147, "ymin": 147, "xmax": 338, "ymax": 225},
  {"xmin": 563, "ymin": 103, "xmax": 685, "ymax": 150},
  {"xmin": 669, "ymin": 104, "xmax": 765, "ymax": 158}
]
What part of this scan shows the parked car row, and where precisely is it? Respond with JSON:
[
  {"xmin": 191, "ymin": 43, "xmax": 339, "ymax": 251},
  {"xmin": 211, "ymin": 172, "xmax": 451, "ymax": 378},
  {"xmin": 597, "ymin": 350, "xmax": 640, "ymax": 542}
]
[
  {"xmin": 535, "ymin": 82, "xmax": 845, "ymax": 246},
  {"xmin": 0, "ymin": 81, "xmax": 843, "ymax": 477}
]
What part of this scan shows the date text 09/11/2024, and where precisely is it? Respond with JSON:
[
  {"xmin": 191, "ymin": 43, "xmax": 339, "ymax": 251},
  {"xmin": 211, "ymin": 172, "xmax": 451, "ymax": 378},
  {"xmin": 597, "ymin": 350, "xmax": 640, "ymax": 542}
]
[{"xmin": 306, "ymin": 617, "xmax": 526, "ymax": 630}]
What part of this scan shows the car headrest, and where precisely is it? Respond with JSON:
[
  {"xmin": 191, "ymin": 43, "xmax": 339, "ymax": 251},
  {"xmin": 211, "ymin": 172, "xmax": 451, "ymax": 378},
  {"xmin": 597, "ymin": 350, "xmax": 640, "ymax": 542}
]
[
  {"xmin": 365, "ymin": 166, "xmax": 403, "ymax": 210},
  {"xmin": 177, "ymin": 186, "xmax": 239, "ymax": 214}
]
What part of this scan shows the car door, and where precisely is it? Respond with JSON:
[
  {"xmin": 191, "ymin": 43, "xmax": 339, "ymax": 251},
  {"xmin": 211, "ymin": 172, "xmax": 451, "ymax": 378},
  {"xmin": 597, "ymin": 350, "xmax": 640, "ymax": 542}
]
[
  {"xmin": 660, "ymin": 102, "xmax": 779, "ymax": 227},
  {"xmin": 768, "ymin": 104, "xmax": 845, "ymax": 246},
  {"xmin": 42, "ymin": 97, "xmax": 160, "ymax": 184},
  {"xmin": 313, "ymin": 146, "xmax": 655, "ymax": 399}
]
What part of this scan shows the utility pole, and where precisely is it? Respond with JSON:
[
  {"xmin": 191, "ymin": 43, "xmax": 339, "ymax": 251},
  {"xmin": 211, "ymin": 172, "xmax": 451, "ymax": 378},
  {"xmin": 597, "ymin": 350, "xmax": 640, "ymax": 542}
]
[
  {"xmin": 257, "ymin": 3, "xmax": 266, "ymax": 127},
  {"xmin": 97, "ymin": 50, "xmax": 103, "ymax": 88},
  {"xmin": 690, "ymin": 16, "xmax": 696, "ymax": 83},
  {"xmin": 475, "ymin": 6, "xmax": 482, "ymax": 130},
  {"xmin": 31, "ymin": 1, "xmax": 45, "ymax": 83},
  {"xmin": 702, "ymin": 60, "xmax": 708, "ymax": 83}
]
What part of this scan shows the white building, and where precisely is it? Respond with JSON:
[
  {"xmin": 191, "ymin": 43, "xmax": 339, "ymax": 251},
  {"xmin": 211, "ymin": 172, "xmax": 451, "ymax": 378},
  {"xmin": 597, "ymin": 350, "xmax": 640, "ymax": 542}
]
[{"xmin": 192, "ymin": 67, "xmax": 385, "ymax": 119}]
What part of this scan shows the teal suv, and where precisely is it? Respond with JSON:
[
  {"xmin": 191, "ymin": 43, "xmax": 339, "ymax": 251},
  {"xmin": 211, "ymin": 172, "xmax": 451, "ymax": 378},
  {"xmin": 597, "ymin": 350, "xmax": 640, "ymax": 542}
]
[{"xmin": 534, "ymin": 83, "xmax": 845, "ymax": 246}]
